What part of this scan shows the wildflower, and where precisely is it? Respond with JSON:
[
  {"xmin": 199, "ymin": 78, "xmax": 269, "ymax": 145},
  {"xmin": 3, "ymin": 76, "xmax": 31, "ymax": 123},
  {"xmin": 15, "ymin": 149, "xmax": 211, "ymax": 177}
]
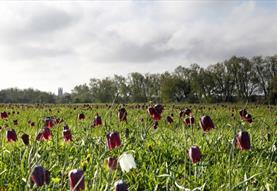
[
  {"xmin": 118, "ymin": 153, "xmax": 136, "ymax": 173},
  {"xmin": 188, "ymin": 146, "xmax": 202, "ymax": 163},
  {"xmin": 184, "ymin": 116, "xmax": 195, "ymax": 126},
  {"xmin": 93, "ymin": 113, "xmax": 102, "ymax": 126},
  {"xmin": 114, "ymin": 180, "xmax": 128, "ymax": 191},
  {"xmin": 1, "ymin": 111, "xmax": 8, "ymax": 119},
  {"xmin": 31, "ymin": 165, "xmax": 50, "ymax": 187},
  {"xmin": 199, "ymin": 116, "xmax": 215, "ymax": 132},
  {"xmin": 68, "ymin": 169, "xmax": 85, "ymax": 191},
  {"xmin": 106, "ymin": 157, "xmax": 118, "ymax": 170},
  {"xmin": 118, "ymin": 108, "xmax": 127, "ymax": 122},
  {"xmin": 7, "ymin": 129, "xmax": 17, "ymax": 142},
  {"xmin": 21, "ymin": 133, "xmax": 29, "ymax": 145},
  {"xmin": 106, "ymin": 131, "xmax": 121, "ymax": 150},
  {"xmin": 43, "ymin": 117, "xmax": 55, "ymax": 128},
  {"xmin": 235, "ymin": 131, "xmax": 251, "ymax": 150},
  {"xmin": 63, "ymin": 128, "xmax": 72, "ymax": 142},
  {"xmin": 78, "ymin": 113, "xmax": 85, "ymax": 120}
]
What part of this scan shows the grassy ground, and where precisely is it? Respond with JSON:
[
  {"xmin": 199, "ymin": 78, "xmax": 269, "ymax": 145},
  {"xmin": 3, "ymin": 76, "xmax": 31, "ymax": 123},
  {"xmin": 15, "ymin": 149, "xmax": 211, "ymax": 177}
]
[{"xmin": 0, "ymin": 104, "xmax": 276, "ymax": 190}]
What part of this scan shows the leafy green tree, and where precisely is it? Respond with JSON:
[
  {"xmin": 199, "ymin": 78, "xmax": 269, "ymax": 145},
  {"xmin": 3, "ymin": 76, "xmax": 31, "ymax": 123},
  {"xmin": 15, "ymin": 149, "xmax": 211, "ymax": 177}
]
[
  {"xmin": 71, "ymin": 84, "xmax": 92, "ymax": 103},
  {"xmin": 128, "ymin": 72, "xmax": 147, "ymax": 102}
]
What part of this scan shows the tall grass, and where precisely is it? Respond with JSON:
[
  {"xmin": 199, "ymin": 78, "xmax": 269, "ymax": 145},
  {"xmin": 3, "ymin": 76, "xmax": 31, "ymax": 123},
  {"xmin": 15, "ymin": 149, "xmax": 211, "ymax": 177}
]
[{"xmin": 0, "ymin": 104, "xmax": 276, "ymax": 190}]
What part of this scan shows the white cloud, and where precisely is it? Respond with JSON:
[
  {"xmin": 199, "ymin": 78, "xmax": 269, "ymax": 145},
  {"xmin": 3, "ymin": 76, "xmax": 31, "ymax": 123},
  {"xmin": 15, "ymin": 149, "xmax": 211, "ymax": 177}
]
[{"xmin": 0, "ymin": 1, "xmax": 276, "ymax": 93}]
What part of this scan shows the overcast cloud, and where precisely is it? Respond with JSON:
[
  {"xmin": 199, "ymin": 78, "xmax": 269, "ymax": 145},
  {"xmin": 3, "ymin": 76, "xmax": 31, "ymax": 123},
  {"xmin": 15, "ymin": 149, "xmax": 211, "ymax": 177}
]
[{"xmin": 0, "ymin": 0, "xmax": 277, "ymax": 93}]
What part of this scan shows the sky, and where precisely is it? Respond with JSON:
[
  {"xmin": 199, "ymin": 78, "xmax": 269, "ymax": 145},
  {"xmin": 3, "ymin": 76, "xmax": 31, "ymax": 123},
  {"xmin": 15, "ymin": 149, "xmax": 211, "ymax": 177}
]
[{"xmin": 0, "ymin": 0, "xmax": 277, "ymax": 94}]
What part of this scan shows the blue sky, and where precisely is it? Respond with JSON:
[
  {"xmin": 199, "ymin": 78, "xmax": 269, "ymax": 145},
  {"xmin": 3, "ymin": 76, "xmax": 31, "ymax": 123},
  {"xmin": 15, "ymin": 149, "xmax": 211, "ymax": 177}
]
[{"xmin": 0, "ymin": 0, "xmax": 277, "ymax": 93}]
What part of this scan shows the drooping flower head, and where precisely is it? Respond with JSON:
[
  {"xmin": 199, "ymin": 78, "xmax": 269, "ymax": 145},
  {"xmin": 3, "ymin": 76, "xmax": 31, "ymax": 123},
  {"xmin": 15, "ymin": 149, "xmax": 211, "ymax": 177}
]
[
  {"xmin": 93, "ymin": 113, "xmax": 102, "ymax": 126},
  {"xmin": 106, "ymin": 157, "xmax": 118, "ymax": 170},
  {"xmin": 118, "ymin": 152, "xmax": 136, "ymax": 173},
  {"xmin": 235, "ymin": 131, "xmax": 251, "ymax": 150},
  {"xmin": 199, "ymin": 115, "xmax": 215, "ymax": 132},
  {"xmin": 118, "ymin": 107, "xmax": 127, "ymax": 122},
  {"xmin": 68, "ymin": 169, "xmax": 85, "ymax": 191},
  {"xmin": 78, "ymin": 113, "xmax": 85, "ymax": 120},
  {"xmin": 31, "ymin": 165, "xmax": 50, "ymax": 187},
  {"xmin": 114, "ymin": 180, "xmax": 128, "ymax": 191},
  {"xmin": 106, "ymin": 131, "xmax": 121, "ymax": 150},
  {"xmin": 7, "ymin": 129, "xmax": 17, "ymax": 142},
  {"xmin": 184, "ymin": 116, "xmax": 195, "ymax": 126},
  {"xmin": 21, "ymin": 133, "xmax": 29, "ymax": 145},
  {"xmin": 188, "ymin": 146, "xmax": 202, "ymax": 163}
]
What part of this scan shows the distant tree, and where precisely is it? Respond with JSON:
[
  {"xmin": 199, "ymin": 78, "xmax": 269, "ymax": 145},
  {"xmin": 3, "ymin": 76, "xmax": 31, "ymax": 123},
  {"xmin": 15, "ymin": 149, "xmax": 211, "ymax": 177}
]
[
  {"xmin": 0, "ymin": 88, "xmax": 55, "ymax": 103},
  {"xmin": 128, "ymin": 72, "xmax": 147, "ymax": 102},
  {"xmin": 144, "ymin": 73, "xmax": 161, "ymax": 102},
  {"xmin": 71, "ymin": 84, "xmax": 91, "ymax": 103},
  {"xmin": 225, "ymin": 56, "xmax": 259, "ymax": 101},
  {"xmin": 113, "ymin": 75, "xmax": 130, "ymax": 103},
  {"xmin": 160, "ymin": 72, "xmax": 190, "ymax": 103},
  {"xmin": 269, "ymin": 76, "xmax": 277, "ymax": 104},
  {"xmin": 96, "ymin": 77, "xmax": 117, "ymax": 103}
]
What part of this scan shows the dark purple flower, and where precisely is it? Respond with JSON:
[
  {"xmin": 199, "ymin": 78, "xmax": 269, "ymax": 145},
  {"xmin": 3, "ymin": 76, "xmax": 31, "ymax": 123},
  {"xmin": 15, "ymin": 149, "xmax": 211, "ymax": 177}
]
[
  {"xmin": 199, "ymin": 116, "xmax": 215, "ymax": 132},
  {"xmin": 63, "ymin": 129, "xmax": 72, "ymax": 142},
  {"xmin": 31, "ymin": 166, "xmax": 50, "ymax": 187},
  {"xmin": 106, "ymin": 131, "xmax": 121, "ymax": 150},
  {"xmin": 106, "ymin": 157, "xmax": 118, "ymax": 170},
  {"xmin": 93, "ymin": 113, "xmax": 102, "ymax": 126},
  {"xmin": 21, "ymin": 133, "xmax": 29, "ymax": 145},
  {"xmin": 1, "ymin": 111, "xmax": 8, "ymax": 119},
  {"xmin": 239, "ymin": 109, "xmax": 247, "ymax": 118},
  {"xmin": 114, "ymin": 180, "xmax": 128, "ymax": 191},
  {"xmin": 188, "ymin": 146, "xmax": 202, "ymax": 163},
  {"xmin": 42, "ymin": 127, "xmax": 52, "ymax": 140},
  {"xmin": 78, "ymin": 113, "xmax": 85, "ymax": 120},
  {"xmin": 118, "ymin": 108, "xmax": 127, "ymax": 122},
  {"xmin": 31, "ymin": 166, "xmax": 45, "ymax": 187},
  {"xmin": 69, "ymin": 169, "xmax": 85, "ymax": 191},
  {"xmin": 235, "ymin": 131, "xmax": 251, "ymax": 150},
  {"xmin": 184, "ymin": 116, "xmax": 195, "ymax": 126},
  {"xmin": 154, "ymin": 104, "xmax": 163, "ymax": 114},
  {"xmin": 7, "ymin": 129, "xmax": 17, "ymax": 142},
  {"xmin": 147, "ymin": 107, "xmax": 161, "ymax": 121}
]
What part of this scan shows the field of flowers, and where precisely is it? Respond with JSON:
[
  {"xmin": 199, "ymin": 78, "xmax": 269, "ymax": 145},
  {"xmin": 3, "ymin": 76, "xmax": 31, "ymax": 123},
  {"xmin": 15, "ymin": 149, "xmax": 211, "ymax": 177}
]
[{"xmin": 0, "ymin": 103, "xmax": 276, "ymax": 191}]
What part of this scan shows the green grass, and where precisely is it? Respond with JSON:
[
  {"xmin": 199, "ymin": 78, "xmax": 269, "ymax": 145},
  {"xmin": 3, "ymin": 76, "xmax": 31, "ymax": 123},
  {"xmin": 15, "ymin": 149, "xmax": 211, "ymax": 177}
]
[{"xmin": 0, "ymin": 104, "xmax": 276, "ymax": 190}]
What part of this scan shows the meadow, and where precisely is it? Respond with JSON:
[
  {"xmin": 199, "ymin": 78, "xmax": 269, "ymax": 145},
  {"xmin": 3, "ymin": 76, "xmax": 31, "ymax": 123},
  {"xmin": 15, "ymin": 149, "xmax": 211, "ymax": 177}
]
[{"xmin": 0, "ymin": 103, "xmax": 276, "ymax": 191}]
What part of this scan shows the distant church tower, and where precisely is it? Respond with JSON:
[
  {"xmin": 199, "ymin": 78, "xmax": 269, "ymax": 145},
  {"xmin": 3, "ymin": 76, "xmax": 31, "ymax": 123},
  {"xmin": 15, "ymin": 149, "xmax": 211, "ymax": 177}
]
[{"xmin": 58, "ymin": 88, "xmax": 63, "ymax": 97}]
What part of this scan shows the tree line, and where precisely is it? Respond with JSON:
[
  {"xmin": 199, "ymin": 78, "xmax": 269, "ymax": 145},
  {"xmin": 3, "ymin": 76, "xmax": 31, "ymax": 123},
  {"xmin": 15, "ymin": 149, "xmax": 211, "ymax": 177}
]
[{"xmin": 0, "ymin": 55, "xmax": 276, "ymax": 104}]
